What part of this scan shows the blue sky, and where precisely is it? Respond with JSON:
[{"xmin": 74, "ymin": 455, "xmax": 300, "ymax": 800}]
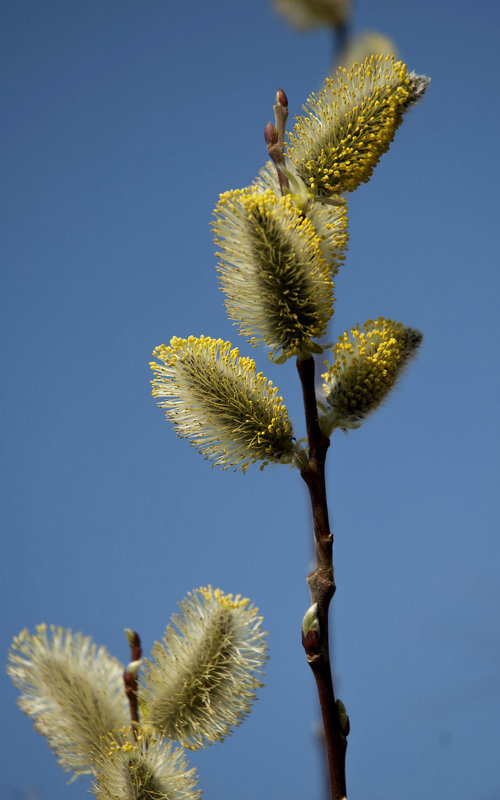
[{"xmin": 2, "ymin": 1, "xmax": 499, "ymax": 799}]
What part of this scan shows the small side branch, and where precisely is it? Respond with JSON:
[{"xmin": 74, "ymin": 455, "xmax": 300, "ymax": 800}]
[
  {"xmin": 297, "ymin": 355, "xmax": 347, "ymax": 800},
  {"xmin": 265, "ymin": 88, "xmax": 289, "ymax": 194},
  {"xmin": 123, "ymin": 629, "xmax": 142, "ymax": 736}
]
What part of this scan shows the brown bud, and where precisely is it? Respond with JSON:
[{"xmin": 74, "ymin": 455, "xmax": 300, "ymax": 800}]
[
  {"xmin": 302, "ymin": 627, "xmax": 320, "ymax": 654},
  {"xmin": 124, "ymin": 628, "xmax": 142, "ymax": 661},
  {"xmin": 264, "ymin": 121, "xmax": 278, "ymax": 145},
  {"xmin": 276, "ymin": 88, "xmax": 288, "ymax": 108}
]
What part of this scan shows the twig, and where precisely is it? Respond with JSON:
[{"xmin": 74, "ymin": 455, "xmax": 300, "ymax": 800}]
[
  {"xmin": 123, "ymin": 629, "xmax": 142, "ymax": 737},
  {"xmin": 297, "ymin": 355, "xmax": 347, "ymax": 800},
  {"xmin": 264, "ymin": 88, "xmax": 289, "ymax": 194}
]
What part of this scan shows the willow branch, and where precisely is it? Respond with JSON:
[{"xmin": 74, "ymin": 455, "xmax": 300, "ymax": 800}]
[
  {"xmin": 265, "ymin": 88, "xmax": 289, "ymax": 194},
  {"xmin": 123, "ymin": 629, "xmax": 142, "ymax": 736},
  {"xmin": 297, "ymin": 355, "xmax": 348, "ymax": 800}
]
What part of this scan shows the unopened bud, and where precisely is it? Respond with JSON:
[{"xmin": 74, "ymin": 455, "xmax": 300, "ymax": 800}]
[
  {"xmin": 276, "ymin": 88, "xmax": 288, "ymax": 108},
  {"xmin": 124, "ymin": 628, "xmax": 142, "ymax": 661},
  {"xmin": 302, "ymin": 603, "xmax": 320, "ymax": 636},
  {"xmin": 124, "ymin": 629, "xmax": 137, "ymax": 647},
  {"xmin": 264, "ymin": 121, "xmax": 278, "ymax": 146},
  {"xmin": 336, "ymin": 698, "xmax": 350, "ymax": 736},
  {"xmin": 302, "ymin": 603, "xmax": 320, "ymax": 656},
  {"xmin": 124, "ymin": 659, "xmax": 142, "ymax": 678}
]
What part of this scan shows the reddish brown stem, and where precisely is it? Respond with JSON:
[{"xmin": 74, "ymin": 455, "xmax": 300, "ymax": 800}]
[
  {"xmin": 123, "ymin": 630, "xmax": 142, "ymax": 736},
  {"xmin": 297, "ymin": 355, "xmax": 347, "ymax": 800},
  {"xmin": 265, "ymin": 88, "xmax": 289, "ymax": 194}
]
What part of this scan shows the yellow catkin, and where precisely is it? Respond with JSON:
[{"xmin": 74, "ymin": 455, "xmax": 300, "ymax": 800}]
[
  {"xmin": 150, "ymin": 336, "xmax": 295, "ymax": 471},
  {"xmin": 287, "ymin": 55, "xmax": 429, "ymax": 197},
  {"xmin": 321, "ymin": 317, "xmax": 422, "ymax": 431},
  {"xmin": 213, "ymin": 187, "xmax": 335, "ymax": 360},
  {"xmin": 140, "ymin": 587, "xmax": 268, "ymax": 750}
]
